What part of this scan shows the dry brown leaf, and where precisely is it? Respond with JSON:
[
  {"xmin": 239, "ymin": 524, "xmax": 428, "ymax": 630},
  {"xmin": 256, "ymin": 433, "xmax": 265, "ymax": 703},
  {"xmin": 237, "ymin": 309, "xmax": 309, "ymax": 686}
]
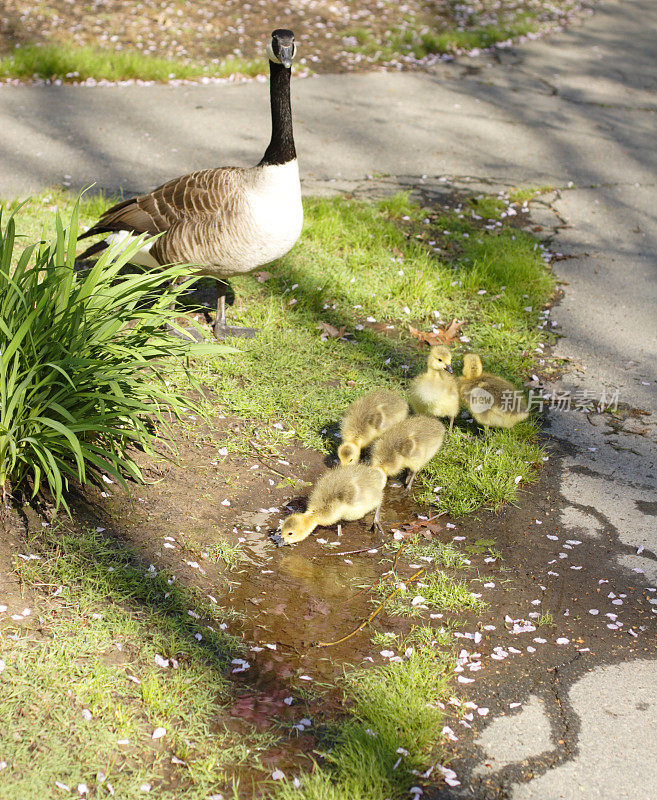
[
  {"xmin": 440, "ymin": 318, "xmax": 463, "ymax": 344},
  {"xmin": 317, "ymin": 321, "xmax": 347, "ymax": 339},
  {"xmin": 409, "ymin": 318, "xmax": 463, "ymax": 347}
]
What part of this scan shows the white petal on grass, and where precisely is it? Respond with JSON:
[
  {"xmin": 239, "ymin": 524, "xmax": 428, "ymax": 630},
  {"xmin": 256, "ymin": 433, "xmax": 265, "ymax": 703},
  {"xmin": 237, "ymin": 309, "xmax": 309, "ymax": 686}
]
[
  {"xmin": 272, "ymin": 770, "xmax": 285, "ymax": 781},
  {"xmin": 152, "ymin": 727, "xmax": 166, "ymax": 740},
  {"xmin": 55, "ymin": 782, "xmax": 71, "ymax": 792}
]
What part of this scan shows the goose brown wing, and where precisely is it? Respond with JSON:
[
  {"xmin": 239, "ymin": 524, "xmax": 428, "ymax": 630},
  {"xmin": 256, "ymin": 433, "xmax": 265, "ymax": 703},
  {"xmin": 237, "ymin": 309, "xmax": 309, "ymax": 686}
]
[{"xmin": 79, "ymin": 168, "xmax": 245, "ymax": 240}]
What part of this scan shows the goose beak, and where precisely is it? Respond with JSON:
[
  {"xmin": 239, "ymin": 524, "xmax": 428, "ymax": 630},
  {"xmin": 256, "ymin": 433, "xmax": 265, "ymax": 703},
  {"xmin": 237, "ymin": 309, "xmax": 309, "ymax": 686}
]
[
  {"xmin": 278, "ymin": 45, "xmax": 294, "ymax": 68},
  {"xmin": 445, "ymin": 364, "xmax": 454, "ymax": 374}
]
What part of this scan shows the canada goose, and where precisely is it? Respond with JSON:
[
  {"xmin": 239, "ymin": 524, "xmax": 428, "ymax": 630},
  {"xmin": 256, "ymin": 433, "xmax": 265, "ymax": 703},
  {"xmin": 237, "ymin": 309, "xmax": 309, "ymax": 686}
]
[
  {"xmin": 278, "ymin": 463, "xmax": 386, "ymax": 545},
  {"xmin": 408, "ymin": 345, "xmax": 460, "ymax": 432},
  {"xmin": 338, "ymin": 390, "xmax": 409, "ymax": 465},
  {"xmin": 370, "ymin": 416, "xmax": 445, "ymax": 494},
  {"xmin": 77, "ymin": 29, "xmax": 303, "ymax": 339},
  {"xmin": 458, "ymin": 353, "xmax": 529, "ymax": 432}
]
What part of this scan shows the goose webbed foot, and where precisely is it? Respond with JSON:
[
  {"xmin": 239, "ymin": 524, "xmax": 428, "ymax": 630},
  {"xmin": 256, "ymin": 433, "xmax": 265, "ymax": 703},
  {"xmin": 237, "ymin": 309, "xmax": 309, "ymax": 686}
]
[
  {"xmin": 214, "ymin": 281, "xmax": 258, "ymax": 339},
  {"xmin": 213, "ymin": 322, "xmax": 259, "ymax": 339},
  {"xmin": 370, "ymin": 505, "xmax": 385, "ymax": 535}
]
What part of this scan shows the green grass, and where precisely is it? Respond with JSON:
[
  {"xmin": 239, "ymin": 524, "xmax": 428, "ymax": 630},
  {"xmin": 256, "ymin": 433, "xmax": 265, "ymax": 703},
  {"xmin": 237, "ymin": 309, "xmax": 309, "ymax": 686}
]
[
  {"xmin": 271, "ymin": 644, "xmax": 452, "ymax": 800},
  {"xmin": 0, "ymin": 185, "xmax": 557, "ymax": 798},
  {"xmin": 0, "ymin": 43, "xmax": 267, "ymax": 83},
  {"xmin": 1, "ymin": 522, "xmax": 274, "ymax": 799},
  {"xmin": 537, "ymin": 611, "xmax": 555, "ymax": 627},
  {"xmin": 344, "ymin": 14, "xmax": 539, "ymax": 63},
  {"xmin": 388, "ymin": 536, "xmax": 469, "ymax": 569},
  {"xmin": 375, "ymin": 569, "xmax": 486, "ymax": 617},
  {"xmin": 2, "ymin": 187, "xmax": 554, "ymax": 517},
  {"xmin": 417, "ymin": 423, "xmax": 545, "ymax": 515},
  {"xmin": 185, "ymin": 536, "xmax": 248, "ymax": 569}
]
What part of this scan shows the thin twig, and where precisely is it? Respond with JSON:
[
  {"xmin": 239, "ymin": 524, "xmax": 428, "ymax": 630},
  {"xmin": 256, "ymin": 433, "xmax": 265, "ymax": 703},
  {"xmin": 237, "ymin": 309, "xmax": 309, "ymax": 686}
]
[
  {"xmin": 391, "ymin": 540, "xmax": 408, "ymax": 573},
  {"xmin": 342, "ymin": 582, "xmax": 376, "ymax": 604},
  {"xmin": 316, "ymin": 567, "xmax": 425, "ymax": 648},
  {"xmin": 320, "ymin": 548, "xmax": 372, "ymax": 557}
]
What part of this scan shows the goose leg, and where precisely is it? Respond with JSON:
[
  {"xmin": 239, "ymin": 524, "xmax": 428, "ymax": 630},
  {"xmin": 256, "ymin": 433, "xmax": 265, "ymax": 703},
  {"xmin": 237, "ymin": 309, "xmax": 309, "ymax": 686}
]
[
  {"xmin": 449, "ymin": 416, "xmax": 454, "ymax": 434},
  {"xmin": 401, "ymin": 470, "xmax": 417, "ymax": 496},
  {"xmin": 213, "ymin": 280, "xmax": 259, "ymax": 339},
  {"xmin": 370, "ymin": 503, "xmax": 384, "ymax": 535}
]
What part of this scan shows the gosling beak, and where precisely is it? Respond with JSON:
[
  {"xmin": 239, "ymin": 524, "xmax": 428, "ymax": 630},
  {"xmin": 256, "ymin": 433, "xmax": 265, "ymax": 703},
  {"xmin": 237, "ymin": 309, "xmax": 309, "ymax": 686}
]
[
  {"xmin": 270, "ymin": 533, "xmax": 285, "ymax": 547},
  {"xmin": 278, "ymin": 45, "xmax": 294, "ymax": 68},
  {"xmin": 445, "ymin": 364, "xmax": 454, "ymax": 374}
]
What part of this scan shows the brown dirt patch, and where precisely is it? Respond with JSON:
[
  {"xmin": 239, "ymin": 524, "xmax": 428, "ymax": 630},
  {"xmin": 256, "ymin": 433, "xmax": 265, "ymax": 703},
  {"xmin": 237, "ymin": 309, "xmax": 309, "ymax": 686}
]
[{"xmin": 1, "ymin": 1, "xmax": 589, "ymax": 74}]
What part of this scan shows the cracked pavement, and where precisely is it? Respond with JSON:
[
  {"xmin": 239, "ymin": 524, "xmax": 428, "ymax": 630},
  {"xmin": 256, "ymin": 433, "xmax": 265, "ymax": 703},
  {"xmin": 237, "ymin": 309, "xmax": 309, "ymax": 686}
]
[{"xmin": 0, "ymin": 0, "xmax": 655, "ymax": 797}]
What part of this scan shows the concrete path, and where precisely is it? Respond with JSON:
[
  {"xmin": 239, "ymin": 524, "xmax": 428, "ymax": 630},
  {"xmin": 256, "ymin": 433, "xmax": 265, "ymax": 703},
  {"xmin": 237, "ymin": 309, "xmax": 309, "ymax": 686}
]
[{"xmin": 1, "ymin": 1, "xmax": 656, "ymax": 797}]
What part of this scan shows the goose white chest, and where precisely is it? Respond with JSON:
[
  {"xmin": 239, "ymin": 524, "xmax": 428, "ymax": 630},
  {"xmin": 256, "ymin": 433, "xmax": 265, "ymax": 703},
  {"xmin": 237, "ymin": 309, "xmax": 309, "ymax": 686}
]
[{"xmin": 237, "ymin": 160, "xmax": 303, "ymax": 270}]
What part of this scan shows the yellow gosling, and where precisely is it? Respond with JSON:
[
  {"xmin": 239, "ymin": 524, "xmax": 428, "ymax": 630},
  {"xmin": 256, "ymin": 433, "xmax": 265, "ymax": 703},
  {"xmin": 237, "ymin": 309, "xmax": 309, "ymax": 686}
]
[
  {"xmin": 338, "ymin": 389, "xmax": 409, "ymax": 465},
  {"xmin": 408, "ymin": 345, "xmax": 460, "ymax": 432},
  {"xmin": 279, "ymin": 463, "xmax": 387, "ymax": 544},
  {"xmin": 458, "ymin": 353, "xmax": 529, "ymax": 433},
  {"xmin": 370, "ymin": 415, "xmax": 445, "ymax": 494}
]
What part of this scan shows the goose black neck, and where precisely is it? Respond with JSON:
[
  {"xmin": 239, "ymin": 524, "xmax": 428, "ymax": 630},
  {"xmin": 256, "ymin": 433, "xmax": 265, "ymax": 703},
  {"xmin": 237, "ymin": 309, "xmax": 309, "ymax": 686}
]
[{"xmin": 260, "ymin": 61, "xmax": 296, "ymax": 166}]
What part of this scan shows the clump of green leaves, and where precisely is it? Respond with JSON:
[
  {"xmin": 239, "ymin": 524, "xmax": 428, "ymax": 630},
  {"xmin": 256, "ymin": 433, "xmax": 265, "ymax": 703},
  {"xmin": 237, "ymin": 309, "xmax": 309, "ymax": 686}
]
[{"xmin": 0, "ymin": 201, "xmax": 230, "ymax": 512}]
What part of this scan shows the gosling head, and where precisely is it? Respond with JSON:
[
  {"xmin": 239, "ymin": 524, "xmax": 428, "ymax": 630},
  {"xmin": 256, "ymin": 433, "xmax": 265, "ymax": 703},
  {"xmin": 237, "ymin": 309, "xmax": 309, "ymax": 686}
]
[
  {"xmin": 338, "ymin": 441, "xmax": 361, "ymax": 465},
  {"xmin": 462, "ymin": 353, "xmax": 484, "ymax": 380},
  {"xmin": 266, "ymin": 29, "xmax": 297, "ymax": 68},
  {"xmin": 280, "ymin": 512, "xmax": 316, "ymax": 545},
  {"xmin": 427, "ymin": 345, "xmax": 453, "ymax": 374}
]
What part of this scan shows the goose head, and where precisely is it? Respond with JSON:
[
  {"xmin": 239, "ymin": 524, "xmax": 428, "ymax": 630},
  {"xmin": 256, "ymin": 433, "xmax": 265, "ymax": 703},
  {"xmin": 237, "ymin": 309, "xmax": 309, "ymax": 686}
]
[
  {"xmin": 266, "ymin": 29, "xmax": 297, "ymax": 69},
  {"xmin": 280, "ymin": 512, "xmax": 316, "ymax": 544},
  {"xmin": 462, "ymin": 353, "xmax": 484, "ymax": 380},
  {"xmin": 338, "ymin": 441, "xmax": 361, "ymax": 466},
  {"xmin": 427, "ymin": 345, "xmax": 454, "ymax": 374}
]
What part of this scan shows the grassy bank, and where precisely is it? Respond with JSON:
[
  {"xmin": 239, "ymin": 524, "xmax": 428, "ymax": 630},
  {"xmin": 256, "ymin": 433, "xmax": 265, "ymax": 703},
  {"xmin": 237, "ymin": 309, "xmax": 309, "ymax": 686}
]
[
  {"xmin": 0, "ymin": 184, "xmax": 555, "ymax": 797},
  {"xmin": 0, "ymin": 44, "xmax": 267, "ymax": 83}
]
